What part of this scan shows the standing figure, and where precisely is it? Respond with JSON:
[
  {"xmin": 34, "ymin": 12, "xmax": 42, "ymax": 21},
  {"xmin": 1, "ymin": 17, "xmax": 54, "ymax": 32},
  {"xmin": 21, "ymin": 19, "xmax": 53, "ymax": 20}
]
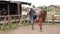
[
  {"xmin": 38, "ymin": 7, "xmax": 47, "ymax": 32},
  {"xmin": 29, "ymin": 8, "xmax": 36, "ymax": 30}
]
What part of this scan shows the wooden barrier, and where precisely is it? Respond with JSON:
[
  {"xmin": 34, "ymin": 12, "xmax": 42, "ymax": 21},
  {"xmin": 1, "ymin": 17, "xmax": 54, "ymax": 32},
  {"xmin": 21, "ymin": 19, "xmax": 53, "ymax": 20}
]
[{"xmin": 0, "ymin": 15, "xmax": 21, "ymax": 30}]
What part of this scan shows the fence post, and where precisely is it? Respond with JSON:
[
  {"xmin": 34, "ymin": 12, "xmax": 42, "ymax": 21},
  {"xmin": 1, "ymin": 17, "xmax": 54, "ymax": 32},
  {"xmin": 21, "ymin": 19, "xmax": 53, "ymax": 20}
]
[
  {"xmin": 2, "ymin": 17, "xmax": 6, "ymax": 30},
  {"xmin": 8, "ymin": 16, "xmax": 12, "ymax": 29},
  {"xmin": 52, "ymin": 15, "xmax": 54, "ymax": 24},
  {"xmin": 14, "ymin": 17, "xmax": 18, "ymax": 27}
]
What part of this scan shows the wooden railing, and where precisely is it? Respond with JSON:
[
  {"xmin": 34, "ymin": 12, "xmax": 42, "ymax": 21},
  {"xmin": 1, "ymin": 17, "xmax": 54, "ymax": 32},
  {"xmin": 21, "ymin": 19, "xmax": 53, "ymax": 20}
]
[
  {"xmin": 0, "ymin": 15, "xmax": 21, "ymax": 23},
  {"xmin": 0, "ymin": 15, "xmax": 21, "ymax": 30}
]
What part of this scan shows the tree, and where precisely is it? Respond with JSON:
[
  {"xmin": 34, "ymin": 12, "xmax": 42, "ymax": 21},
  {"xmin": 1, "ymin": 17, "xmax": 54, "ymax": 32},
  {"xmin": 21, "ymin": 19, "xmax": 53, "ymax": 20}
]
[
  {"xmin": 32, "ymin": 5, "xmax": 35, "ymax": 8},
  {"xmin": 37, "ymin": 6, "xmax": 42, "ymax": 9},
  {"xmin": 26, "ymin": 7, "xmax": 29, "ymax": 12}
]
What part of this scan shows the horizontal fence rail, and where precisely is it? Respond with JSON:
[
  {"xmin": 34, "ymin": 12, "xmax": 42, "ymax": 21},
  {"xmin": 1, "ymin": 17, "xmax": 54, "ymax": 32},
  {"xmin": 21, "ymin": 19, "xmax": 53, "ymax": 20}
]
[{"xmin": 0, "ymin": 15, "xmax": 21, "ymax": 24}]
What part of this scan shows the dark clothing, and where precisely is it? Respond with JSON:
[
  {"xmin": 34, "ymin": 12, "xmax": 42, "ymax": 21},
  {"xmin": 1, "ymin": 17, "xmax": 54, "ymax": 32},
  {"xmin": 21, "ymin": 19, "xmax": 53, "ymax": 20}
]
[
  {"xmin": 29, "ymin": 9, "xmax": 37, "ymax": 19},
  {"xmin": 29, "ymin": 9, "xmax": 36, "ymax": 16},
  {"xmin": 33, "ymin": 15, "xmax": 37, "ymax": 19},
  {"xmin": 29, "ymin": 9, "xmax": 37, "ymax": 24}
]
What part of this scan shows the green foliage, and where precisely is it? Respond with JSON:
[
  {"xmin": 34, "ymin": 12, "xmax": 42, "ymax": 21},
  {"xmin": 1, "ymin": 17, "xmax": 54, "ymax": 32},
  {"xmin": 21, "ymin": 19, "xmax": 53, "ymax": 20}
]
[
  {"xmin": 55, "ymin": 11, "xmax": 60, "ymax": 15},
  {"xmin": 47, "ymin": 8, "xmax": 52, "ymax": 12},
  {"xmin": 26, "ymin": 7, "xmax": 29, "ymax": 11},
  {"xmin": 37, "ymin": 6, "xmax": 42, "ymax": 9},
  {"xmin": 32, "ymin": 5, "xmax": 35, "ymax": 8}
]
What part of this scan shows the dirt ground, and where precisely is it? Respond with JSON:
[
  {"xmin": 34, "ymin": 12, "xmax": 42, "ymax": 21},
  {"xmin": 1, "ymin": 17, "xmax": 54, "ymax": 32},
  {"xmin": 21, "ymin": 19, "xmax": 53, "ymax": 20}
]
[{"xmin": 0, "ymin": 24, "xmax": 60, "ymax": 34}]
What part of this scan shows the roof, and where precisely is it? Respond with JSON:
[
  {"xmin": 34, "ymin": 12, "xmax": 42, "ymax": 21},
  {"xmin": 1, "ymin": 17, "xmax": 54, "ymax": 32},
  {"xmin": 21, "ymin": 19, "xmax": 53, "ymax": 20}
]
[
  {"xmin": 10, "ymin": 1, "xmax": 31, "ymax": 6},
  {"xmin": 0, "ymin": 1, "xmax": 31, "ymax": 5},
  {"xmin": 0, "ymin": 1, "xmax": 10, "ymax": 4}
]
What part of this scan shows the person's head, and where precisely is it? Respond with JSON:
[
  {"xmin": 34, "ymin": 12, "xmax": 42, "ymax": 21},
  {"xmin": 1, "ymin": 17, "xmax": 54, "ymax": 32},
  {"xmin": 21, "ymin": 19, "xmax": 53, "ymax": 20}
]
[
  {"xmin": 30, "ymin": 8, "xmax": 33, "ymax": 10},
  {"xmin": 29, "ymin": 5, "xmax": 34, "ymax": 10}
]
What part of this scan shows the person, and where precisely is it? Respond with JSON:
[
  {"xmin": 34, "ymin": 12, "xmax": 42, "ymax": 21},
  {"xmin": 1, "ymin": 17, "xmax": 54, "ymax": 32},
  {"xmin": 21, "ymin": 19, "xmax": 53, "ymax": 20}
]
[
  {"xmin": 38, "ymin": 7, "xmax": 47, "ymax": 32},
  {"xmin": 29, "ymin": 8, "xmax": 36, "ymax": 30},
  {"xmin": 38, "ymin": 15, "xmax": 42, "ymax": 32}
]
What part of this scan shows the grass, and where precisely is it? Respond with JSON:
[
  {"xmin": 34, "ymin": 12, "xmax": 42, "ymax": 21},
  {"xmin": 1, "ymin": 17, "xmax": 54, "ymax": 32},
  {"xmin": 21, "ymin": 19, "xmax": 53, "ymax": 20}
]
[
  {"xmin": 1, "ymin": 23, "xmax": 17, "ymax": 32},
  {"xmin": 55, "ymin": 11, "xmax": 60, "ymax": 15}
]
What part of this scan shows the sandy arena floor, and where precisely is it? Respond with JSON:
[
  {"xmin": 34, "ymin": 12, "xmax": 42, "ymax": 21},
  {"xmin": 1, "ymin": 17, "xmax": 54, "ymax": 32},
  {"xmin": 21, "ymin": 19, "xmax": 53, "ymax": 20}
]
[{"xmin": 0, "ymin": 24, "xmax": 60, "ymax": 34}]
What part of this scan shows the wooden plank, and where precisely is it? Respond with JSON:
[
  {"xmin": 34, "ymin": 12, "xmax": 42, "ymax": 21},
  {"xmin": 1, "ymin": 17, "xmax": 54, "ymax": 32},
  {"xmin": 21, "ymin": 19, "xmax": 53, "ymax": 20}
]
[
  {"xmin": 0, "ymin": 19, "xmax": 20, "ymax": 24},
  {"xmin": 45, "ymin": 20, "xmax": 60, "ymax": 22},
  {"xmin": 0, "ymin": 15, "xmax": 8, "ymax": 17},
  {"xmin": 0, "ymin": 1, "xmax": 10, "ymax": 4},
  {"xmin": 2, "ymin": 17, "xmax": 6, "ymax": 30}
]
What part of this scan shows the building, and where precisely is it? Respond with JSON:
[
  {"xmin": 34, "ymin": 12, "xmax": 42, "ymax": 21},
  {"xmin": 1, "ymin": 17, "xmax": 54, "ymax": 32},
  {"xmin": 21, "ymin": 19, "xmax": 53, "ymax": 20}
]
[
  {"xmin": 0, "ymin": 1, "xmax": 31, "ymax": 23},
  {"xmin": 48, "ymin": 5, "xmax": 60, "ymax": 11}
]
